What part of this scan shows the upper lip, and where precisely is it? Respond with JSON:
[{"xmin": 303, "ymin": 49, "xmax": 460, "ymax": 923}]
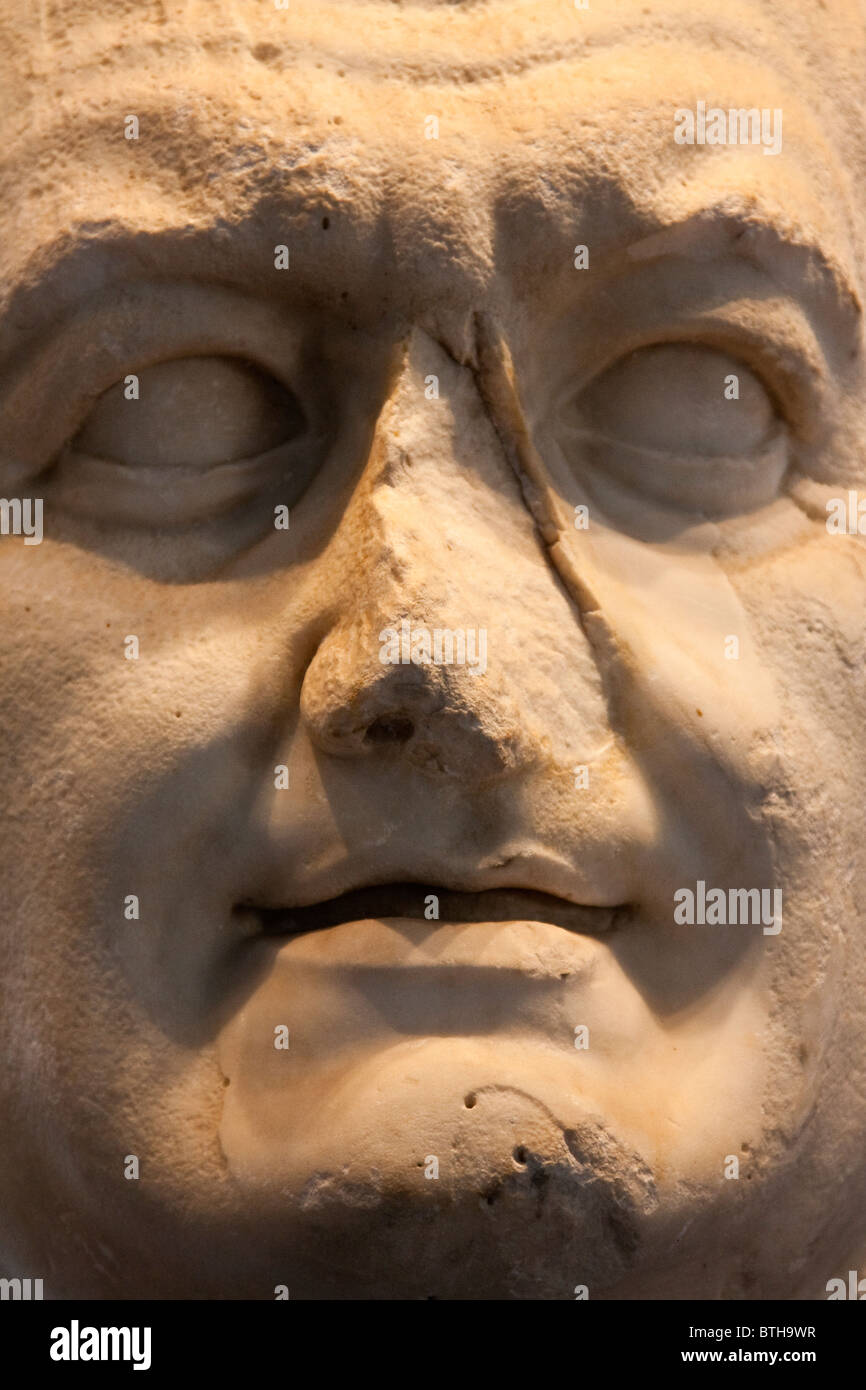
[
  {"xmin": 242, "ymin": 881, "xmax": 624, "ymax": 941},
  {"xmin": 238, "ymin": 844, "xmax": 630, "ymax": 923}
]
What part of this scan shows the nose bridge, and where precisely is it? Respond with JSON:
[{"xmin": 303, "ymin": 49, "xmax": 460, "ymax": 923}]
[
  {"xmin": 338, "ymin": 324, "xmax": 520, "ymax": 638},
  {"xmin": 299, "ymin": 330, "xmax": 513, "ymax": 773},
  {"xmin": 359, "ymin": 327, "xmax": 488, "ymax": 607},
  {"xmin": 299, "ymin": 325, "xmax": 612, "ymax": 777}
]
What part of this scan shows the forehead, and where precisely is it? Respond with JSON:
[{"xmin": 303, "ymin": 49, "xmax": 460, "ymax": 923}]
[{"xmin": 0, "ymin": 0, "xmax": 863, "ymax": 350}]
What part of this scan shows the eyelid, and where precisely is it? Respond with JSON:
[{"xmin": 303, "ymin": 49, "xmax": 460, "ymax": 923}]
[
  {"xmin": 559, "ymin": 423, "xmax": 789, "ymax": 515},
  {"xmin": 0, "ymin": 281, "xmax": 314, "ymax": 481},
  {"xmin": 550, "ymin": 247, "xmax": 836, "ymax": 445},
  {"xmin": 51, "ymin": 435, "xmax": 323, "ymax": 527},
  {"xmin": 560, "ymin": 322, "xmax": 828, "ymax": 448}
]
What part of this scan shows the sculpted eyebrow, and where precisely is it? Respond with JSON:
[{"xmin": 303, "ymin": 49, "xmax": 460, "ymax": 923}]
[
  {"xmin": 0, "ymin": 226, "xmax": 281, "ymax": 368},
  {"xmin": 0, "ymin": 169, "xmax": 382, "ymax": 364},
  {"xmin": 625, "ymin": 208, "xmax": 862, "ymax": 344}
]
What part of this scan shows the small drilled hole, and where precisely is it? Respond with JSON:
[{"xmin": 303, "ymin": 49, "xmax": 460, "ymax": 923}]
[
  {"xmin": 464, "ymin": 1093, "xmax": 476, "ymax": 1109},
  {"xmin": 322, "ymin": 216, "xmax": 330, "ymax": 229},
  {"xmin": 513, "ymin": 1146, "xmax": 528, "ymax": 1165}
]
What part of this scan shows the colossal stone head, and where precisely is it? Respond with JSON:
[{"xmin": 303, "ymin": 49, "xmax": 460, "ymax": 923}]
[{"xmin": 1, "ymin": 0, "xmax": 866, "ymax": 1299}]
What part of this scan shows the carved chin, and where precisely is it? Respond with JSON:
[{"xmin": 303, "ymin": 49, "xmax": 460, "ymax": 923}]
[{"xmin": 218, "ymin": 1092, "xmax": 658, "ymax": 1300}]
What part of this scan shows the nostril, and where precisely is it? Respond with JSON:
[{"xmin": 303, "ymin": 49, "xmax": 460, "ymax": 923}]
[{"xmin": 364, "ymin": 714, "xmax": 415, "ymax": 746}]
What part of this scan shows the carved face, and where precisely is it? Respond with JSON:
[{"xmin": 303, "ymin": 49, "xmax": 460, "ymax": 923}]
[{"xmin": 1, "ymin": 0, "xmax": 865, "ymax": 1298}]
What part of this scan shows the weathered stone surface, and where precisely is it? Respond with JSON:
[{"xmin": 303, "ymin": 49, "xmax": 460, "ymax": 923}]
[{"xmin": 0, "ymin": 0, "xmax": 865, "ymax": 1299}]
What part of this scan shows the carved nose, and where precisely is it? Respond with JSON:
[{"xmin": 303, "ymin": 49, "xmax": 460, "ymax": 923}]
[
  {"xmin": 300, "ymin": 622, "xmax": 523, "ymax": 780},
  {"xmin": 298, "ymin": 323, "xmax": 607, "ymax": 782}
]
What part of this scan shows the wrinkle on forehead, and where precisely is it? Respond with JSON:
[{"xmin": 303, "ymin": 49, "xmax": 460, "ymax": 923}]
[
  {"xmin": 0, "ymin": 0, "xmax": 864, "ymax": 372},
  {"xmin": 1, "ymin": 18, "xmax": 862, "ymax": 216},
  {"xmin": 1, "ymin": 0, "xmax": 864, "ymax": 89}
]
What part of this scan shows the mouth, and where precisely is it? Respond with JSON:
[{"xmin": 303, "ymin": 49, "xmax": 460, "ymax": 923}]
[
  {"xmin": 244, "ymin": 882, "xmax": 623, "ymax": 941},
  {"xmin": 226, "ymin": 882, "xmax": 626, "ymax": 1035}
]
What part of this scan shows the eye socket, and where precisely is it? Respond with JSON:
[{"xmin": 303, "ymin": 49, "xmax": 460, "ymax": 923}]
[
  {"xmin": 47, "ymin": 354, "xmax": 320, "ymax": 530},
  {"xmin": 72, "ymin": 355, "xmax": 306, "ymax": 468},
  {"xmin": 561, "ymin": 342, "xmax": 789, "ymax": 517},
  {"xmin": 573, "ymin": 343, "xmax": 777, "ymax": 457}
]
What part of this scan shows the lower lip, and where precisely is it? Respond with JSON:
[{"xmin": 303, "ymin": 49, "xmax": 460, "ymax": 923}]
[{"xmin": 252, "ymin": 915, "xmax": 609, "ymax": 975}]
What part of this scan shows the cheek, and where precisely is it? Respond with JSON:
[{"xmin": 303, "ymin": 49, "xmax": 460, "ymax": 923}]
[
  {"xmin": 542, "ymin": 512, "xmax": 784, "ymax": 926},
  {"xmin": 735, "ymin": 528, "xmax": 866, "ymax": 754},
  {"xmin": 0, "ymin": 542, "xmax": 300, "ymax": 799},
  {"xmin": 560, "ymin": 518, "xmax": 780, "ymax": 754},
  {"xmin": 0, "ymin": 544, "xmax": 301, "ymax": 1003}
]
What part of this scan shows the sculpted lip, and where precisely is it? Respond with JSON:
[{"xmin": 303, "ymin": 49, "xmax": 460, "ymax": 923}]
[{"xmin": 243, "ymin": 882, "xmax": 623, "ymax": 941}]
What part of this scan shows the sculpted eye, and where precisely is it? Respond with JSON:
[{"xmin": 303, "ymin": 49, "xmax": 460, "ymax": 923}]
[
  {"xmin": 73, "ymin": 356, "xmax": 305, "ymax": 468},
  {"xmin": 575, "ymin": 343, "xmax": 776, "ymax": 456},
  {"xmin": 50, "ymin": 355, "xmax": 317, "ymax": 528},
  {"xmin": 563, "ymin": 343, "xmax": 788, "ymax": 515}
]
